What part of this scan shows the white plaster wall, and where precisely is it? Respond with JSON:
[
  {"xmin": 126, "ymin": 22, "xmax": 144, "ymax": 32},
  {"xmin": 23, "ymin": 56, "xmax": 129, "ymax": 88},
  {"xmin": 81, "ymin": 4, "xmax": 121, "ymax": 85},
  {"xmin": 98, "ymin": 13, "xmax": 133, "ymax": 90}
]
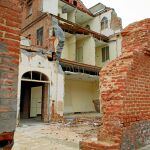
[
  {"xmin": 95, "ymin": 46, "xmax": 101, "ymax": 67},
  {"xmin": 42, "ymin": 0, "xmax": 58, "ymax": 15},
  {"xmin": 68, "ymin": 35, "xmax": 76, "ymax": 61},
  {"xmin": 58, "ymin": 6, "xmax": 67, "ymax": 20},
  {"xmin": 117, "ymin": 36, "xmax": 122, "ymax": 56},
  {"xmin": 83, "ymin": 16, "xmax": 100, "ymax": 33},
  {"xmin": 68, "ymin": 10, "xmax": 76, "ymax": 23},
  {"xmin": 62, "ymin": 39, "xmax": 69, "ymax": 59},
  {"xmin": 109, "ymin": 36, "xmax": 122, "ymax": 60},
  {"xmin": 97, "ymin": 46, "xmax": 109, "ymax": 68},
  {"xmin": 77, "ymin": 37, "xmax": 95, "ymax": 65},
  {"xmin": 62, "ymin": 35, "xmax": 76, "ymax": 61},
  {"xmin": 99, "ymin": 10, "xmax": 115, "ymax": 36},
  {"xmin": 17, "ymin": 51, "xmax": 64, "ymax": 121},
  {"xmin": 64, "ymin": 79, "xmax": 99, "ymax": 113},
  {"xmin": 83, "ymin": 37, "xmax": 96, "ymax": 65}
]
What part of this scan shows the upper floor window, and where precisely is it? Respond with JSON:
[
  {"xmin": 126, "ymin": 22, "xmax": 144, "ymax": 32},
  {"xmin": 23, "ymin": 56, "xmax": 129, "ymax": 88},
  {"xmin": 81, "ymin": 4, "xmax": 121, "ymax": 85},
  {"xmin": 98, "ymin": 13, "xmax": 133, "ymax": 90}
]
[
  {"xmin": 37, "ymin": 27, "xmax": 43, "ymax": 46},
  {"xmin": 73, "ymin": 0, "xmax": 77, "ymax": 6},
  {"xmin": 26, "ymin": 0, "xmax": 32, "ymax": 17},
  {"xmin": 101, "ymin": 17, "xmax": 108, "ymax": 30},
  {"xmin": 102, "ymin": 46, "xmax": 109, "ymax": 62},
  {"xmin": 85, "ymin": 25, "xmax": 90, "ymax": 30}
]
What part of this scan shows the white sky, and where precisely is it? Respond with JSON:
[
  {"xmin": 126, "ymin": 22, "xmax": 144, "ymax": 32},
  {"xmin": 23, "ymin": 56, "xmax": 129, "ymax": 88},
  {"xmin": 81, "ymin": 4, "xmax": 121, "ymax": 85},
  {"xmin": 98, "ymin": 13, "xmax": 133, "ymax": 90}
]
[{"xmin": 82, "ymin": 0, "xmax": 150, "ymax": 28}]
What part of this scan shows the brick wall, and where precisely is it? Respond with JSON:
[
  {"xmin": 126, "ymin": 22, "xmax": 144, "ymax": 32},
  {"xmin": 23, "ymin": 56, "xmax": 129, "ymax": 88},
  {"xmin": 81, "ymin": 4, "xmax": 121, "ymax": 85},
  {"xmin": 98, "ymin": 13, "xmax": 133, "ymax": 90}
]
[
  {"xmin": 0, "ymin": 0, "xmax": 21, "ymax": 149},
  {"xmin": 21, "ymin": 0, "xmax": 42, "ymax": 29},
  {"xmin": 21, "ymin": 15, "xmax": 51, "ymax": 48},
  {"xmin": 80, "ymin": 18, "xmax": 150, "ymax": 150},
  {"xmin": 98, "ymin": 19, "xmax": 150, "ymax": 149}
]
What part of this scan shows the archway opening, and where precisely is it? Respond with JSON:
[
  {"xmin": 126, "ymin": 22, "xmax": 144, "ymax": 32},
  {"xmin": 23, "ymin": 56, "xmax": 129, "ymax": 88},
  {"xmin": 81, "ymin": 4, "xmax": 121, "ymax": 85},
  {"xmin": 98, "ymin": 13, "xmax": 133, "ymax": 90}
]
[{"xmin": 20, "ymin": 71, "xmax": 49, "ymax": 123}]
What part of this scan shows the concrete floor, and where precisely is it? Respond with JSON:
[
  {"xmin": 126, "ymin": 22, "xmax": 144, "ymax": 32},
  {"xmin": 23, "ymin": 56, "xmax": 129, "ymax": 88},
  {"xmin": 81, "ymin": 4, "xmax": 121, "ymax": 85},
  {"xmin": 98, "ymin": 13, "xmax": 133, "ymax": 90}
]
[
  {"xmin": 12, "ymin": 121, "xmax": 80, "ymax": 150},
  {"xmin": 12, "ymin": 114, "xmax": 99, "ymax": 150}
]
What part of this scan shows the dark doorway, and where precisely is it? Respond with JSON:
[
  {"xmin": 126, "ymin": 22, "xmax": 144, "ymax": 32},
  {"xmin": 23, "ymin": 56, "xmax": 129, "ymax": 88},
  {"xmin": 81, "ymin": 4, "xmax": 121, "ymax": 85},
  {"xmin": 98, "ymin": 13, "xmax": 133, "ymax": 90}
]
[{"xmin": 20, "ymin": 71, "xmax": 49, "ymax": 122}]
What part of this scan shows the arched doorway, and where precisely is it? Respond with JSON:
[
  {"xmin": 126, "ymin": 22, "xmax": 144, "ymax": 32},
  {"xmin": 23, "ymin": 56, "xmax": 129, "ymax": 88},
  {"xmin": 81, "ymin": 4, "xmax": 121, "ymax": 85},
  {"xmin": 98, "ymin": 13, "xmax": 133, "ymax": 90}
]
[{"xmin": 20, "ymin": 71, "xmax": 50, "ymax": 122}]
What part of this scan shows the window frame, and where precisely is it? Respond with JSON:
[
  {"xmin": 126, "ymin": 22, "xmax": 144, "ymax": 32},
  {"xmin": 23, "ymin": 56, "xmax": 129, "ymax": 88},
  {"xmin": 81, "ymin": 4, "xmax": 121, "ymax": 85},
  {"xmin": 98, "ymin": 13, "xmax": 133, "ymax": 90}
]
[
  {"xmin": 36, "ymin": 27, "xmax": 44, "ymax": 46},
  {"xmin": 101, "ymin": 17, "xmax": 108, "ymax": 30},
  {"xmin": 102, "ymin": 46, "xmax": 109, "ymax": 62}
]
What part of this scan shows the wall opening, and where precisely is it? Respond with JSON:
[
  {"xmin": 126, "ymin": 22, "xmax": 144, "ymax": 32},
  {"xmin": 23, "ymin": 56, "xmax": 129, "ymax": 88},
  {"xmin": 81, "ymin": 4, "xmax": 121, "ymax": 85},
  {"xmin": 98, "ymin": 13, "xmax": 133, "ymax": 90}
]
[
  {"xmin": 73, "ymin": 0, "xmax": 77, "ymax": 6},
  {"xmin": 20, "ymin": 71, "xmax": 49, "ymax": 122}
]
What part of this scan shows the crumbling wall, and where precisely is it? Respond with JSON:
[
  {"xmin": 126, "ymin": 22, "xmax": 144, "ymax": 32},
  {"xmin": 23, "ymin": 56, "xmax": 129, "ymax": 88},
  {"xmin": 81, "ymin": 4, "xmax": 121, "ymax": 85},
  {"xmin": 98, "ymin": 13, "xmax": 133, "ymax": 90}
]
[
  {"xmin": 80, "ymin": 18, "xmax": 150, "ymax": 150},
  {"xmin": 110, "ymin": 10, "xmax": 122, "ymax": 31},
  {"xmin": 98, "ymin": 19, "xmax": 150, "ymax": 149},
  {"xmin": 0, "ymin": 0, "xmax": 21, "ymax": 149}
]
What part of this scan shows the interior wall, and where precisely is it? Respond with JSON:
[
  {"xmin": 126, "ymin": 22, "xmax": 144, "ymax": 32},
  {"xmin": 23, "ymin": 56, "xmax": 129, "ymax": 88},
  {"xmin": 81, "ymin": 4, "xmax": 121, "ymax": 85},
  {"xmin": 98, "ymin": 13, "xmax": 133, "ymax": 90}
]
[
  {"xmin": 62, "ymin": 35, "xmax": 76, "ymax": 60},
  {"xmin": 62, "ymin": 38, "xmax": 69, "ymax": 59},
  {"xmin": 68, "ymin": 35, "xmax": 76, "ymax": 61},
  {"xmin": 83, "ymin": 37, "xmax": 96, "ymax": 65},
  {"xmin": 82, "ymin": 16, "xmax": 100, "ymax": 33},
  {"xmin": 68, "ymin": 10, "xmax": 76, "ymax": 23},
  {"xmin": 64, "ymin": 79, "xmax": 99, "ymax": 113},
  {"xmin": 95, "ymin": 46, "xmax": 101, "ymax": 67},
  {"xmin": 77, "ymin": 37, "xmax": 96, "ymax": 65}
]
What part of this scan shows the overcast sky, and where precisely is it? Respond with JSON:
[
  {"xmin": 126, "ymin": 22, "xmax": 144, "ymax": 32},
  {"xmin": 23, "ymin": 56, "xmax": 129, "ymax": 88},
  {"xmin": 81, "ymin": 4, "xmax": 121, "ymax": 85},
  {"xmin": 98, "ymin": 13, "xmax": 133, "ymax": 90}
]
[{"xmin": 82, "ymin": 0, "xmax": 150, "ymax": 28}]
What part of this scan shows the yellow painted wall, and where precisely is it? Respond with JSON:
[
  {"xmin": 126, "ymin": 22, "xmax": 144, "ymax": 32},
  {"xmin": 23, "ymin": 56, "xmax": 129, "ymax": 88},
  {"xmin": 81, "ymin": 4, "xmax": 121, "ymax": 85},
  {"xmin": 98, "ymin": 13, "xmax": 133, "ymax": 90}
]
[
  {"xmin": 64, "ymin": 79, "xmax": 99, "ymax": 113},
  {"xmin": 95, "ymin": 46, "xmax": 101, "ymax": 67},
  {"xmin": 62, "ymin": 39, "xmax": 69, "ymax": 59},
  {"xmin": 68, "ymin": 35, "xmax": 76, "ymax": 61},
  {"xmin": 62, "ymin": 35, "xmax": 76, "ymax": 61},
  {"xmin": 68, "ymin": 10, "xmax": 76, "ymax": 23},
  {"xmin": 77, "ymin": 37, "xmax": 95, "ymax": 65},
  {"xmin": 82, "ymin": 16, "xmax": 100, "ymax": 33}
]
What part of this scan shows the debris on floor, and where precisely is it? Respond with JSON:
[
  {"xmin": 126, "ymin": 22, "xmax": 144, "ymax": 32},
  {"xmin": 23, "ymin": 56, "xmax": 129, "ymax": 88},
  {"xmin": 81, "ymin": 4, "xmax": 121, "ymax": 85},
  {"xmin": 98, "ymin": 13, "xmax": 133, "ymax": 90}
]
[{"xmin": 12, "ymin": 113, "xmax": 102, "ymax": 150}]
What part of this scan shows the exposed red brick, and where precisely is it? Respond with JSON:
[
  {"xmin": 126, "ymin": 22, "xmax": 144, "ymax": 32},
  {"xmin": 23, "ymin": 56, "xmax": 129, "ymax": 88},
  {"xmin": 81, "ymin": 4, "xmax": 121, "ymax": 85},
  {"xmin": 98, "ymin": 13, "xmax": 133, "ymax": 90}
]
[
  {"xmin": 5, "ymin": 33, "xmax": 20, "ymax": 41},
  {"xmin": 0, "ymin": 0, "xmax": 21, "ymax": 149},
  {"xmin": 0, "ymin": 24, "xmax": 20, "ymax": 35},
  {"xmin": 95, "ymin": 19, "xmax": 150, "ymax": 150}
]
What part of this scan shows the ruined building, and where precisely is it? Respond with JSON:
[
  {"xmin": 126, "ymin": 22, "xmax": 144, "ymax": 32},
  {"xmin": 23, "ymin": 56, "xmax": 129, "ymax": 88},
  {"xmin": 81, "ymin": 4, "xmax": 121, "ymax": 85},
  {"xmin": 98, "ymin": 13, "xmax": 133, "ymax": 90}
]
[
  {"xmin": 18, "ymin": 0, "xmax": 122, "ymax": 123},
  {"xmin": 1, "ymin": 0, "xmax": 149, "ymax": 150}
]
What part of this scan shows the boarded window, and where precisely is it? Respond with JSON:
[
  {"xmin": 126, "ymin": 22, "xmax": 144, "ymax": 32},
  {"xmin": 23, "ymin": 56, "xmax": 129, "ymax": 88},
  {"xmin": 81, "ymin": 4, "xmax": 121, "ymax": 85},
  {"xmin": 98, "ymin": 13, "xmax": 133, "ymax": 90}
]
[
  {"xmin": 101, "ymin": 17, "xmax": 108, "ymax": 30},
  {"xmin": 102, "ymin": 46, "xmax": 109, "ymax": 62},
  {"xmin": 37, "ymin": 27, "xmax": 43, "ymax": 46}
]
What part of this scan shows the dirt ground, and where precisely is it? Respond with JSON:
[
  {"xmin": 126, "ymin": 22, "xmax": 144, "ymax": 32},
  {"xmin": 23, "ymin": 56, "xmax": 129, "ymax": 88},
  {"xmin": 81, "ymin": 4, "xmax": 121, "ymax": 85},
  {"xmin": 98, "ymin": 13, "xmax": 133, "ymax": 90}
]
[{"xmin": 12, "ymin": 113, "xmax": 101, "ymax": 150}]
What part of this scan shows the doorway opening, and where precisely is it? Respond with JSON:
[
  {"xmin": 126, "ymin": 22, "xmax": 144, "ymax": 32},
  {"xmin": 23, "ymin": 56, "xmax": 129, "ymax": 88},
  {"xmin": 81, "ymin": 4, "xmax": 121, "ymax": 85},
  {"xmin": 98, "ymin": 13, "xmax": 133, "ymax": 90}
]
[{"xmin": 20, "ymin": 71, "xmax": 49, "ymax": 123}]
